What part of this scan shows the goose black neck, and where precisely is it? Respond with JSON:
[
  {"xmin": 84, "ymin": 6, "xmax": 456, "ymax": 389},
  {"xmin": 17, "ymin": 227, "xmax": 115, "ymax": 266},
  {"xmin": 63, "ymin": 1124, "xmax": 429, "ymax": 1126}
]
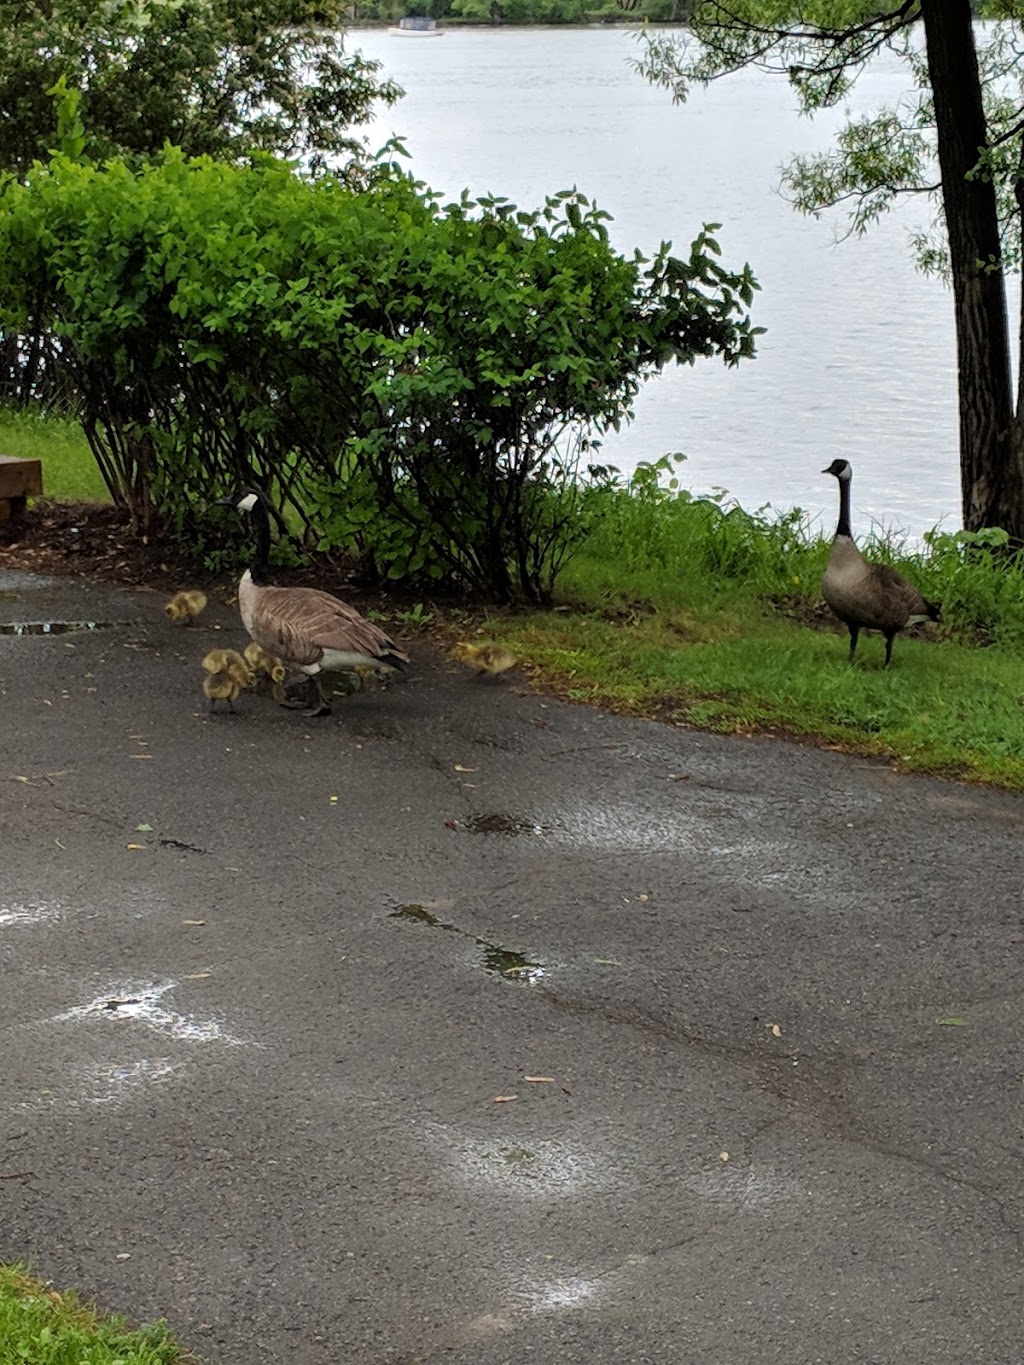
[
  {"xmin": 249, "ymin": 496, "xmax": 271, "ymax": 584},
  {"xmin": 835, "ymin": 475, "xmax": 853, "ymax": 539}
]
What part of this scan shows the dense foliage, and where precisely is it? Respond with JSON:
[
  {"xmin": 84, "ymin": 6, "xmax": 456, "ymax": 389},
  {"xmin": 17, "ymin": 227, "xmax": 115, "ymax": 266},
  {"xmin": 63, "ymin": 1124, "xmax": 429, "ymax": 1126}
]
[
  {"xmin": 0, "ymin": 1, "xmax": 401, "ymax": 408},
  {"xmin": 0, "ymin": 0, "xmax": 400, "ymax": 178},
  {"xmin": 636, "ymin": 0, "xmax": 1024, "ymax": 540},
  {"xmin": 0, "ymin": 150, "xmax": 760, "ymax": 599}
]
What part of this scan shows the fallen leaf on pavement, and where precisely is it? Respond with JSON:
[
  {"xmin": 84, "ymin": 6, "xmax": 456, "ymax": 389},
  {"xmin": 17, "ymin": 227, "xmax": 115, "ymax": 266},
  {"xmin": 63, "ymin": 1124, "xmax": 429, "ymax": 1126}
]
[
  {"xmin": 524, "ymin": 1076, "xmax": 554, "ymax": 1083},
  {"xmin": 454, "ymin": 764, "xmax": 478, "ymax": 773},
  {"xmin": 182, "ymin": 919, "xmax": 206, "ymax": 927},
  {"xmin": 125, "ymin": 843, "xmax": 144, "ymax": 850},
  {"xmin": 719, "ymin": 1151, "xmax": 730, "ymax": 1163},
  {"xmin": 770, "ymin": 1023, "xmax": 782, "ymax": 1037},
  {"xmin": 184, "ymin": 971, "xmax": 211, "ymax": 980},
  {"xmin": 936, "ymin": 1016, "xmax": 968, "ymax": 1026},
  {"xmin": 493, "ymin": 1095, "xmax": 518, "ymax": 1103}
]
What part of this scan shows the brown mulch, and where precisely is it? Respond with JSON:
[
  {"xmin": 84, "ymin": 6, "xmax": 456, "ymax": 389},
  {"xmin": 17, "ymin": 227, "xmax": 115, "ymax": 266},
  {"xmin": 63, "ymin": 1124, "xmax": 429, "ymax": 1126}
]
[
  {"xmin": 0, "ymin": 499, "xmax": 201, "ymax": 592},
  {"xmin": 0, "ymin": 500, "xmax": 487, "ymax": 655}
]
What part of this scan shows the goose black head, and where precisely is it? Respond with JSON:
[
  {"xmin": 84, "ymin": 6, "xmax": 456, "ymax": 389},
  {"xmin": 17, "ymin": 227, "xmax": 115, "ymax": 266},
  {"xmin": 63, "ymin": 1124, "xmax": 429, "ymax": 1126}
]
[
  {"xmin": 822, "ymin": 459, "xmax": 852, "ymax": 481},
  {"xmin": 214, "ymin": 487, "xmax": 265, "ymax": 514}
]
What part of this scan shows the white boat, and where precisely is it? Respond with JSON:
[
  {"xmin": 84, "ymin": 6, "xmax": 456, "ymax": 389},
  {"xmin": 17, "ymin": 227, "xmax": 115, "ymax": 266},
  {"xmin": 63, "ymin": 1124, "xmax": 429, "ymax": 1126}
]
[{"xmin": 389, "ymin": 15, "xmax": 444, "ymax": 35}]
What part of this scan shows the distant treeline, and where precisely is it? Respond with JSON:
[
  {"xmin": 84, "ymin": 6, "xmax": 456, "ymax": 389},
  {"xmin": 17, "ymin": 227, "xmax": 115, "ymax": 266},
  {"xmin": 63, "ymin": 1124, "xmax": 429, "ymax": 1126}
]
[{"xmin": 351, "ymin": 0, "xmax": 687, "ymax": 22}]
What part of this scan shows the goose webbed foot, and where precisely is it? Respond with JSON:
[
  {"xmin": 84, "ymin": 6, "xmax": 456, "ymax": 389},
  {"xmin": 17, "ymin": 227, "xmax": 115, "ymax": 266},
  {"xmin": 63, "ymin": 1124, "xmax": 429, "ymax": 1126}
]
[
  {"xmin": 279, "ymin": 674, "xmax": 316, "ymax": 709},
  {"xmin": 291, "ymin": 673, "xmax": 333, "ymax": 718}
]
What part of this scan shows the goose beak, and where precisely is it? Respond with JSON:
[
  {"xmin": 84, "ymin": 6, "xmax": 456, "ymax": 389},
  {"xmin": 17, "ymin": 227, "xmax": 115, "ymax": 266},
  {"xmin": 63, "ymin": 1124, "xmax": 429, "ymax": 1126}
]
[
  {"xmin": 821, "ymin": 466, "xmax": 831, "ymax": 475},
  {"xmin": 212, "ymin": 495, "xmax": 235, "ymax": 508}
]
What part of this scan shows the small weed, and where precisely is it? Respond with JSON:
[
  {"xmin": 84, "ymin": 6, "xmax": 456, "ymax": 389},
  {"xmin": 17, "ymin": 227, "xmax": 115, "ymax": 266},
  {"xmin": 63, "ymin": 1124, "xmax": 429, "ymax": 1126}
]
[{"xmin": 394, "ymin": 603, "xmax": 433, "ymax": 626}]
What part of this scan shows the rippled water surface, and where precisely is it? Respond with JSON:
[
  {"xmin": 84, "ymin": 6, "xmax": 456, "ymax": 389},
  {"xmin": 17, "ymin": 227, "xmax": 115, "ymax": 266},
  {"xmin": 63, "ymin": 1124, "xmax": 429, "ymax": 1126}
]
[{"xmin": 350, "ymin": 26, "xmax": 1020, "ymax": 535}]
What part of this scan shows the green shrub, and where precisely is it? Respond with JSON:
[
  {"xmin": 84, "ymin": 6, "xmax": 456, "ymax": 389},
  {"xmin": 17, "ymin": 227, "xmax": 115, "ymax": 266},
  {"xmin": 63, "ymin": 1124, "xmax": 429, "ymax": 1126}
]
[{"xmin": 0, "ymin": 148, "xmax": 761, "ymax": 599}]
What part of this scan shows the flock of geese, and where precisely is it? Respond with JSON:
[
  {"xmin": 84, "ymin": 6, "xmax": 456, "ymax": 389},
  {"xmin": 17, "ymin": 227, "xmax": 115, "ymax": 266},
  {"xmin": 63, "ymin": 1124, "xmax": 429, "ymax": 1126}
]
[
  {"xmin": 166, "ymin": 486, "xmax": 516, "ymax": 716},
  {"xmin": 165, "ymin": 465, "xmax": 940, "ymax": 718}
]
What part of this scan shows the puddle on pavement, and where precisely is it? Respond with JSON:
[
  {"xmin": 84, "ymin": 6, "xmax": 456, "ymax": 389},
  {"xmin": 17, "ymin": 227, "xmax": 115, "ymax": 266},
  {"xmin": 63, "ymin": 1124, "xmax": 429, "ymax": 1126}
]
[
  {"xmin": 465, "ymin": 812, "xmax": 549, "ymax": 837},
  {"xmin": 0, "ymin": 900, "xmax": 63, "ymax": 927},
  {"xmin": 53, "ymin": 980, "xmax": 252, "ymax": 1046},
  {"xmin": 523, "ymin": 1278, "xmax": 601, "ymax": 1312},
  {"xmin": 79, "ymin": 1058, "xmax": 182, "ymax": 1105},
  {"xmin": 390, "ymin": 903, "xmax": 547, "ymax": 985},
  {"xmin": 432, "ymin": 1124, "xmax": 611, "ymax": 1199},
  {"xmin": 480, "ymin": 944, "xmax": 545, "ymax": 985},
  {"xmin": 0, "ymin": 620, "xmax": 113, "ymax": 637},
  {"xmin": 390, "ymin": 903, "xmax": 458, "ymax": 931}
]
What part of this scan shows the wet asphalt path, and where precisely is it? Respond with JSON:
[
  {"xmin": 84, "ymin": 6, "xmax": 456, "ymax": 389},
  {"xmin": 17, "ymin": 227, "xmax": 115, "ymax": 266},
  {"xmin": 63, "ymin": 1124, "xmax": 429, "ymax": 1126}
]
[{"xmin": 1, "ymin": 568, "xmax": 1023, "ymax": 1364}]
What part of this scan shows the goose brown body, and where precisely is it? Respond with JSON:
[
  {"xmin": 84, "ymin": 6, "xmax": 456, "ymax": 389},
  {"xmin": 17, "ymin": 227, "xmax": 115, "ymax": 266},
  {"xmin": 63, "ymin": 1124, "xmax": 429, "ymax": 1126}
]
[
  {"xmin": 216, "ymin": 487, "xmax": 409, "ymax": 716},
  {"xmin": 821, "ymin": 460, "xmax": 939, "ymax": 666},
  {"xmin": 238, "ymin": 575, "xmax": 408, "ymax": 673}
]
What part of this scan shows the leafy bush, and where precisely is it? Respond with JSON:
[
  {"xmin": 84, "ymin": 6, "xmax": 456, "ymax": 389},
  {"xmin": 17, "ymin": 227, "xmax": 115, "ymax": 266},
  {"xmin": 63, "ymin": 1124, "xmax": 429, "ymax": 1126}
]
[{"xmin": 0, "ymin": 147, "xmax": 761, "ymax": 599}]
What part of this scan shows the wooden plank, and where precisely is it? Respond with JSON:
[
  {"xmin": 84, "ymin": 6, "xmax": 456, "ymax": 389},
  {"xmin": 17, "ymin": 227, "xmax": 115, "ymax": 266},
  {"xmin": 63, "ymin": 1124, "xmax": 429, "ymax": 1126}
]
[{"xmin": 0, "ymin": 455, "xmax": 43, "ymax": 500}]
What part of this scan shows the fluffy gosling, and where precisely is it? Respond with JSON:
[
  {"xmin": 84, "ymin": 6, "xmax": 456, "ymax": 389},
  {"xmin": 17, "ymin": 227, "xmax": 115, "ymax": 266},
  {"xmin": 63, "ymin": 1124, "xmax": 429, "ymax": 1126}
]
[
  {"xmin": 243, "ymin": 640, "xmax": 287, "ymax": 684},
  {"xmin": 453, "ymin": 641, "xmax": 517, "ymax": 678},
  {"xmin": 201, "ymin": 648, "xmax": 253, "ymax": 712},
  {"xmin": 165, "ymin": 590, "xmax": 208, "ymax": 625}
]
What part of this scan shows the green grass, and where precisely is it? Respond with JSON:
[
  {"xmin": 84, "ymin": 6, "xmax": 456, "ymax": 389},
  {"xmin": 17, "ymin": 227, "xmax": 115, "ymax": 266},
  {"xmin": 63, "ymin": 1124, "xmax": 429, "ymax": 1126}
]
[
  {"xmin": 0, "ymin": 408, "xmax": 109, "ymax": 502},
  {"xmin": 0, "ymin": 1265, "xmax": 191, "ymax": 1364},
  {"xmin": 468, "ymin": 461, "xmax": 1024, "ymax": 789}
]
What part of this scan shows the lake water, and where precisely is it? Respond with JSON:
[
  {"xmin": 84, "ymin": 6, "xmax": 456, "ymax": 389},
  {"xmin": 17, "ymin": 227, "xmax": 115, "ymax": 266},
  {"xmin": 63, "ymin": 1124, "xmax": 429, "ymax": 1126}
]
[{"xmin": 348, "ymin": 26, "xmax": 1013, "ymax": 537}]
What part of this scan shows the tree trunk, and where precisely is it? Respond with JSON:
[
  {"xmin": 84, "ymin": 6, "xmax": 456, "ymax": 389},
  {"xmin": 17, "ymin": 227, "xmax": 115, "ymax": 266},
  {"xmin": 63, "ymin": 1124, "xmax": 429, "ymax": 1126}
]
[{"xmin": 920, "ymin": 0, "xmax": 1024, "ymax": 535}]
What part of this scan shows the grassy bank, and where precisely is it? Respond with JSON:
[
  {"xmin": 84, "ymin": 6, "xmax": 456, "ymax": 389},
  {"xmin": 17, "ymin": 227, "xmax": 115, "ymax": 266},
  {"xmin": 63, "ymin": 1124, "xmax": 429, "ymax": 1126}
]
[
  {"xmin": 0, "ymin": 408, "xmax": 109, "ymax": 502},
  {"xmin": 5, "ymin": 416, "xmax": 1024, "ymax": 788},
  {"xmin": 474, "ymin": 465, "xmax": 1024, "ymax": 788},
  {"xmin": 0, "ymin": 1265, "xmax": 190, "ymax": 1364}
]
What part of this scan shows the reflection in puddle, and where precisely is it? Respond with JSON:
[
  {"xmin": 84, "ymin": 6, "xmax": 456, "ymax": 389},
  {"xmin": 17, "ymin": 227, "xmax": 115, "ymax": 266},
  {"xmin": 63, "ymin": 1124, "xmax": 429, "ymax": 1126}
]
[
  {"xmin": 522, "ymin": 1278, "xmax": 600, "ymax": 1312},
  {"xmin": 53, "ymin": 980, "xmax": 251, "ymax": 1046},
  {"xmin": 390, "ymin": 903, "xmax": 547, "ymax": 985},
  {"xmin": 0, "ymin": 900, "xmax": 63, "ymax": 927},
  {"xmin": 465, "ymin": 812, "xmax": 549, "ymax": 836},
  {"xmin": 390, "ymin": 903, "xmax": 458, "ymax": 931},
  {"xmin": 480, "ymin": 945, "xmax": 545, "ymax": 985},
  {"xmin": 0, "ymin": 620, "xmax": 113, "ymax": 636},
  {"xmin": 79, "ymin": 1058, "xmax": 182, "ymax": 1105},
  {"xmin": 438, "ymin": 1130, "xmax": 610, "ymax": 1199}
]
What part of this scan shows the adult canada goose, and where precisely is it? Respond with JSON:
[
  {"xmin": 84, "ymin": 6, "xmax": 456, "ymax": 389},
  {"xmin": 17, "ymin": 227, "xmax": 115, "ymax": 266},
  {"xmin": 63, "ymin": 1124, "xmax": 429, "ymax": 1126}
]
[
  {"xmin": 165, "ymin": 589, "xmax": 207, "ymax": 625},
  {"xmin": 821, "ymin": 459, "xmax": 940, "ymax": 666},
  {"xmin": 215, "ymin": 487, "xmax": 410, "ymax": 717}
]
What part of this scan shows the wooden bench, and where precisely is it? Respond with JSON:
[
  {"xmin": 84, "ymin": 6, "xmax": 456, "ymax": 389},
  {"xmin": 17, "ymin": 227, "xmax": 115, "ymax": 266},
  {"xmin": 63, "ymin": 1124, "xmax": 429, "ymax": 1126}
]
[{"xmin": 0, "ymin": 454, "xmax": 43, "ymax": 523}]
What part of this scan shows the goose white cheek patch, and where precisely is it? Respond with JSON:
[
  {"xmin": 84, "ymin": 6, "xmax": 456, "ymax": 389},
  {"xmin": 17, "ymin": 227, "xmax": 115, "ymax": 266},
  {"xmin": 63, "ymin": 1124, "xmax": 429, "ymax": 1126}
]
[{"xmin": 238, "ymin": 493, "xmax": 258, "ymax": 511}]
